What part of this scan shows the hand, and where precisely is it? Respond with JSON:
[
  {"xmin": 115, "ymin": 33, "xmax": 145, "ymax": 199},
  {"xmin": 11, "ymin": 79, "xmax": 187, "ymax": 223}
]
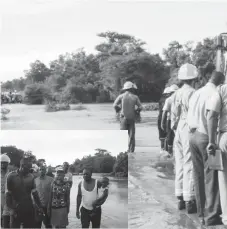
[
  {"xmin": 76, "ymin": 210, "xmax": 80, "ymax": 219},
  {"xmin": 206, "ymin": 143, "xmax": 218, "ymax": 156}
]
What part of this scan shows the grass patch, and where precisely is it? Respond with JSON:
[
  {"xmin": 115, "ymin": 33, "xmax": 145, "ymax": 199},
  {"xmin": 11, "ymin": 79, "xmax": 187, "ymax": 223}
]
[{"xmin": 71, "ymin": 103, "xmax": 87, "ymax": 111}]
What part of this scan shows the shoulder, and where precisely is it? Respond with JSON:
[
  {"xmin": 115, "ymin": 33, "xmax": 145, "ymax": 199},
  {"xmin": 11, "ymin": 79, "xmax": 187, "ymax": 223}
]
[{"xmin": 7, "ymin": 171, "xmax": 17, "ymax": 180}]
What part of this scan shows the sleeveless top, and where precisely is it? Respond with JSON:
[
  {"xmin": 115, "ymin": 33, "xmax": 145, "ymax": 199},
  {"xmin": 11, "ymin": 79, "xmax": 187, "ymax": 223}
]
[{"xmin": 81, "ymin": 179, "xmax": 98, "ymax": 210}]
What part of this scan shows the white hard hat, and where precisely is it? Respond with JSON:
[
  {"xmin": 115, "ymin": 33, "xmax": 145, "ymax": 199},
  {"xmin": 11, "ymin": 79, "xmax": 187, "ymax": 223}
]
[
  {"xmin": 163, "ymin": 87, "xmax": 170, "ymax": 94},
  {"xmin": 178, "ymin": 63, "xmax": 198, "ymax": 80},
  {"xmin": 32, "ymin": 164, "xmax": 39, "ymax": 172},
  {"xmin": 0, "ymin": 154, "xmax": 11, "ymax": 163},
  {"xmin": 56, "ymin": 166, "xmax": 64, "ymax": 172},
  {"xmin": 169, "ymin": 84, "xmax": 179, "ymax": 93},
  {"xmin": 122, "ymin": 81, "xmax": 134, "ymax": 90}
]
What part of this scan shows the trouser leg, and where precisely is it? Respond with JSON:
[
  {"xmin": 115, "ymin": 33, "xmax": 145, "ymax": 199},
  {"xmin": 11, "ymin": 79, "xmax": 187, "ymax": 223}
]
[
  {"xmin": 128, "ymin": 120, "xmax": 135, "ymax": 153},
  {"xmin": 91, "ymin": 207, "xmax": 101, "ymax": 228},
  {"xmin": 80, "ymin": 207, "xmax": 91, "ymax": 228},
  {"xmin": 218, "ymin": 132, "xmax": 227, "ymax": 225}
]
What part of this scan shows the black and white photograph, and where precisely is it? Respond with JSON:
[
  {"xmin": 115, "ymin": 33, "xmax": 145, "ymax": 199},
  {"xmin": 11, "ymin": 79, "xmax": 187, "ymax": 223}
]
[
  {"xmin": 1, "ymin": 0, "xmax": 227, "ymax": 229},
  {"xmin": 1, "ymin": 130, "xmax": 128, "ymax": 228}
]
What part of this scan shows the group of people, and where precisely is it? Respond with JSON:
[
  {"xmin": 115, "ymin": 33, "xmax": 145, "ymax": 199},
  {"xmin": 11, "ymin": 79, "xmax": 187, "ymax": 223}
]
[
  {"xmin": 1, "ymin": 154, "xmax": 109, "ymax": 228},
  {"xmin": 1, "ymin": 91, "xmax": 22, "ymax": 104},
  {"xmin": 157, "ymin": 63, "xmax": 227, "ymax": 226}
]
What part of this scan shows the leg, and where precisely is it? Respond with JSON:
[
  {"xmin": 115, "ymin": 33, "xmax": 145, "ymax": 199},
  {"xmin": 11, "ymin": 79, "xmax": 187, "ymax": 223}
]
[
  {"xmin": 120, "ymin": 117, "xmax": 127, "ymax": 130},
  {"xmin": 91, "ymin": 207, "xmax": 101, "ymax": 228},
  {"xmin": 43, "ymin": 207, "xmax": 52, "ymax": 228},
  {"xmin": 174, "ymin": 127, "xmax": 184, "ymax": 202},
  {"xmin": 167, "ymin": 121, "xmax": 175, "ymax": 156},
  {"xmin": 10, "ymin": 214, "xmax": 21, "ymax": 228},
  {"xmin": 189, "ymin": 131, "xmax": 205, "ymax": 218},
  {"xmin": 218, "ymin": 133, "xmax": 227, "ymax": 225},
  {"xmin": 2, "ymin": 215, "xmax": 10, "ymax": 228},
  {"xmin": 128, "ymin": 120, "xmax": 135, "ymax": 153},
  {"xmin": 80, "ymin": 207, "xmax": 91, "ymax": 228},
  {"xmin": 158, "ymin": 112, "xmax": 166, "ymax": 150},
  {"xmin": 22, "ymin": 208, "xmax": 36, "ymax": 228}
]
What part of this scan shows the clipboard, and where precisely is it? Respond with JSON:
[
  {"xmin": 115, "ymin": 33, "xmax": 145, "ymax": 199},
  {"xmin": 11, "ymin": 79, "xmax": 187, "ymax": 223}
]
[{"xmin": 208, "ymin": 149, "xmax": 224, "ymax": 171}]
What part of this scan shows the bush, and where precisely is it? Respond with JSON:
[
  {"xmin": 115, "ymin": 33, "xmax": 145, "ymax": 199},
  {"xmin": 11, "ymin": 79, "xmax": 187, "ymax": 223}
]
[
  {"xmin": 24, "ymin": 83, "xmax": 52, "ymax": 104},
  {"xmin": 45, "ymin": 101, "xmax": 70, "ymax": 112},
  {"xmin": 143, "ymin": 103, "xmax": 159, "ymax": 111}
]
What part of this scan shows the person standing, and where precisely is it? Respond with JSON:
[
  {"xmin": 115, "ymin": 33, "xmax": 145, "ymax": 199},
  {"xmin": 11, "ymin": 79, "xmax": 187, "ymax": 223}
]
[
  {"xmin": 34, "ymin": 165, "xmax": 53, "ymax": 228},
  {"xmin": 48, "ymin": 166, "xmax": 70, "ymax": 228},
  {"xmin": 63, "ymin": 162, "xmax": 73, "ymax": 189},
  {"xmin": 76, "ymin": 168, "xmax": 109, "ymax": 228},
  {"xmin": 206, "ymin": 83, "xmax": 227, "ymax": 226},
  {"xmin": 113, "ymin": 81, "xmax": 143, "ymax": 153},
  {"xmin": 5, "ymin": 157, "xmax": 43, "ymax": 228},
  {"xmin": 188, "ymin": 71, "xmax": 225, "ymax": 226},
  {"xmin": 158, "ymin": 87, "xmax": 171, "ymax": 153},
  {"xmin": 172, "ymin": 63, "xmax": 198, "ymax": 213},
  {"xmin": 1, "ymin": 154, "xmax": 11, "ymax": 228},
  {"xmin": 161, "ymin": 84, "xmax": 179, "ymax": 156},
  {"xmin": 46, "ymin": 166, "xmax": 55, "ymax": 178}
]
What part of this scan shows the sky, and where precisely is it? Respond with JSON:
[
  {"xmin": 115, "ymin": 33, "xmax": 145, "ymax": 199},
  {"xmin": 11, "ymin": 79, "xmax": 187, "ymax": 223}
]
[
  {"xmin": 0, "ymin": 0, "xmax": 227, "ymax": 82},
  {"xmin": 0, "ymin": 130, "xmax": 128, "ymax": 166}
]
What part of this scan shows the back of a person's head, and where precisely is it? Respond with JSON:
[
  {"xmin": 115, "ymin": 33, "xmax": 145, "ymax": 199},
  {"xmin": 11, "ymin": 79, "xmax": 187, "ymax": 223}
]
[{"xmin": 210, "ymin": 71, "xmax": 225, "ymax": 86}]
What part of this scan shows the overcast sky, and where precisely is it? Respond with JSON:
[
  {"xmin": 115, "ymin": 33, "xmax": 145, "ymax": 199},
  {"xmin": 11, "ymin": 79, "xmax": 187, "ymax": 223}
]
[
  {"xmin": 0, "ymin": 0, "xmax": 227, "ymax": 82},
  {"xmin": 1, "ymin": 130, "xmax": 128, "ymax": 166}
]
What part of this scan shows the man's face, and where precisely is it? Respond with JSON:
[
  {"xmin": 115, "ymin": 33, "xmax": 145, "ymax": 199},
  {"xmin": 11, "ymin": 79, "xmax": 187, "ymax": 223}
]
[
  {"xmin": 56, "ymin": 171, "xmax": 65, "ymax": 181},
  {"xmin": 83, "ymin": 169, "xmax": 92, "ymax": 181},
  {"xmin": 21, "ymin": 162, "xmax": 32, "ymax": 174},
  {"xmin": 1, "ymin": 162, "xmax": 9, "ymax": 170},
  {"xmin": 63, "ymin": 163, "xmax": 69, "ymax": 173},
  {"xmin": 40, "ymin": 166, "xmax": 46, "ymax": 177}
]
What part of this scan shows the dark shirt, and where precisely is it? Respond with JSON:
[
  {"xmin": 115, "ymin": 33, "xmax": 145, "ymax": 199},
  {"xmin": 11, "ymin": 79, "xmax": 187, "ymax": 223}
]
[{"xmin": 6, "ymin": 170, "xmax": 35, "ymax": 204}]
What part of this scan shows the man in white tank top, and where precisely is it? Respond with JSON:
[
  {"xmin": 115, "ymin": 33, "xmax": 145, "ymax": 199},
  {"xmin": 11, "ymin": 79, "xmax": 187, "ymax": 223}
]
[{"xmin": 76, "ymin": 168, "xmax": 109, "ymax": 228}]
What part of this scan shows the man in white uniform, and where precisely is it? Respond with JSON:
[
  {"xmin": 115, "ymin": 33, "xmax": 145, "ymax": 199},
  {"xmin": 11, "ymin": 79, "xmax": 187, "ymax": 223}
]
[{"xmin": 172, "ymin": 63, "xmax": 198, "ymax": 213}]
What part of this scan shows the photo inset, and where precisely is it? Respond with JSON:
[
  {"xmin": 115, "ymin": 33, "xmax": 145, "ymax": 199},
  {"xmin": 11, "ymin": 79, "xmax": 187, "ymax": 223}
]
[{"xmin": 1, "ymin": 130, "xmax": 128, "ymax": 229}]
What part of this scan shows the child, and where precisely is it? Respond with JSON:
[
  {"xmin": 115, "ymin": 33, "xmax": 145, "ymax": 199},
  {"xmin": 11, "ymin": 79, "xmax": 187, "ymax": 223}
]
[{"xmin": 91, "ymin": 177, "xmax": 109, "ymax": 217}]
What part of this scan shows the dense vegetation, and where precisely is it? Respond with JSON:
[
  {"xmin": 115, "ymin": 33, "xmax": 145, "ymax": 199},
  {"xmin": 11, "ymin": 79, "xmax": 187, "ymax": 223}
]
[
  {"xmin": 1, "ymin": 146, "xmax": 128, "ymax": 177},
  {"xmin": 1, "ymin": 31, "xmax": 217, "ymax": 104}
]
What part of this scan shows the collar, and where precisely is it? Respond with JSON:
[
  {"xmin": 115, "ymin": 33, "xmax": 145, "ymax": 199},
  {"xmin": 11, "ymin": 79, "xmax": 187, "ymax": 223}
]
[
  {"xmin": 206, "ymin": 82, "xmax": 216, "ymax": 89},
  {"xmin": 182, "ymin": 84, "xmax": 193, "ymax": 89}
]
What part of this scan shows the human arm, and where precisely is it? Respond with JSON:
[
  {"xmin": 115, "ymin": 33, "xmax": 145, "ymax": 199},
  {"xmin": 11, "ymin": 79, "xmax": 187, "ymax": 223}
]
[
  {"xmin": 206, "ymin": 91, "xmax": 221, "ymax": 155},
  {"xmin": 135, "ymin": 96, "xmax": 143, "ymax": 112},
  {"xmin": 47, "ymin": 182, "xmax": 53, "ymax": 217},
  {"xmin": 66, "ymin": 186, "xmax": 70, "ymax": 214},
  {"xmin": 93, "ymin": 189, "xmax": 109, "ymax": 208},
  {"xmin": 31, "ymin": 178, "xmax": 43, "ymax": 212},
  {"xmin": 161, "ymin": 111, "xmax": 168, "ymax": 131},
  {"xmin": 113, "ymin": 95, "xmax": 122, "ymax": 113},
  {"xmin": 76, "ymin": 182, "xmax": 82, "ymax": 219}
]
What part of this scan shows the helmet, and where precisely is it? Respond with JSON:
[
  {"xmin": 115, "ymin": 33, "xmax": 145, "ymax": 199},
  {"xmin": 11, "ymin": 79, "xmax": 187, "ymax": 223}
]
[
  {"xmin": 163, "ymin": 87, "xmax": 170, "ymax": 94},
  {"xmin": 169, "ymin": 84, "xmax": 179, "ymax": 93},
  {"xmin": 178, "ymin": 63, "xmax": 198, "ymax": 80},
  {"xmin": 0, "ymin": 154, "xmax": 11, "ymax": 163},
  {"xmin": 122, "ymin": 81, "xmax": 134, "ymax": 90},
  {"xmin": 32, "ymin": 164, "xmax": 39, "ymax": 172},
  {"xmin": 56, "ymin": 166, "xmax": 64, "ymax": 172}
]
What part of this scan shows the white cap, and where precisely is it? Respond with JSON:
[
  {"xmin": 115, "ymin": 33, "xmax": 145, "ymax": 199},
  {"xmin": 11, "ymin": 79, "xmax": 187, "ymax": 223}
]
[
  {"xmin": 32, "ymin": 164, "xmax": 39, "ymax": 172},
  {"xmin": 0, "ymin": 154, "xmax": 11, "ymax": 163},
  {"xmin": 122, "ymin": 81, "xmax": 134, "ymax": 90},
  {"xmin": 163, "ymin": 87, "xmax": 170, "ymax": 94},
  {"xmin": 178, "ymin": 63, "xmax": 198, "ymax": 80},
  {"xmin": 169, "ymin": 84, "xmax": 179, "ymax": 93},
  {"xmin": 56, "ymin": 166, "xmax": 64, "ymax": 172}
]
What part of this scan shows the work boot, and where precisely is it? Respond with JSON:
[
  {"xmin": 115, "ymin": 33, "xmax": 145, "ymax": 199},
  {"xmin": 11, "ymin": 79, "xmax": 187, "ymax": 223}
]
[
  {"xmin": 186, "ymin": 200, "xmax": 197, "ymax": 214},
  {"xmin": 168, "ymin": 145, "xmax": 173, "ymax": 157},
  {"xmin": 160, "ymin": 138, "xmax": 166, "ymax": 152},
  {"xmin": 177, "ymin": 196, "xmax": 185, "ymax": 210}
]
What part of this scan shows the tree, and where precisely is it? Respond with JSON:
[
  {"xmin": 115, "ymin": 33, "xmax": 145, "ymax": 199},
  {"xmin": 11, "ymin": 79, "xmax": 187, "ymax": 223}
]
[{"xmin": 25, "ymin": 60, "xmax": 51, "ymax": 83}]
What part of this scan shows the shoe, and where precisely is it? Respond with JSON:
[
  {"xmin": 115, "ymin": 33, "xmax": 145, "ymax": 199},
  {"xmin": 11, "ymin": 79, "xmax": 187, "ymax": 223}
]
[
  {"xmin": 186, "ymin": 200, "xmax": 197, "ymax": 214},
  {"xmin": 206, "ymin": 217, "xmax": 223, "ymax": 226},
  {"xmin": 178, "ymin": 200, "xmax": 186, "ymax": 210}
]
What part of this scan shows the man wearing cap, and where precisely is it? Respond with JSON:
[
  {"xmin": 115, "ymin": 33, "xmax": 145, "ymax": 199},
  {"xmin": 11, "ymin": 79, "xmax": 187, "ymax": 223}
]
[
  {"xmin": 188, "ymin": 71, "xmax": 225, "ymax": 226},
  {"xmin": 5, "ymin": 157, "xmax": 43, "ymax": 228},
  {"xmin": 161, "ymin": 84, "xmax": 179, "ymax": 157},
  {"xmin": 113, "ymin": 81, "xmax": 142, "ymax": 153},
  {"xmin": 1, "ymin": 154, "xmax": 11, "ymax": 228},
  {"xmin": 172, "ymin": 63, "xmax": 198, "ymax": 213},
  {"xmin": 158, "ymin": 87, "xmax": 171, "ymax": 153},
  {"xmin": 206, "ymin": 83, "xmax": 227, "ymax": 226}
]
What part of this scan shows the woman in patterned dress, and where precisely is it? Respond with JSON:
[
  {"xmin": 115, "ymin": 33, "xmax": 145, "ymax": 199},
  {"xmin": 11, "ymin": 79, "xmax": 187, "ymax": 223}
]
[{"xmin": 48, "ymin": 166, "xmax": 70, "ymax": 228}]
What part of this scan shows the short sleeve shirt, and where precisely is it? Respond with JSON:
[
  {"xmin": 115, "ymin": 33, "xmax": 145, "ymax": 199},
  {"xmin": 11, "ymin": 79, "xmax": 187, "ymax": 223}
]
[
  {"xmin": 163, "ymin": 96, "xmax": 172, "ymax": 120},
  {"xmin": 206, "ymin": 84, "xmax": 227, "ymax": 132}
]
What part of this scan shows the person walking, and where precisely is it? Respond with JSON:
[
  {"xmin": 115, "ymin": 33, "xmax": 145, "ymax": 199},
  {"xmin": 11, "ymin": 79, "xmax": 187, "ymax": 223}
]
[
  {"xmin": 113, "ymin": 81, "xmax": 142, "ymax": 153},
  {"xmin": 188, "ymin": 71, "xmax": 225, "ymax": 226},
  {"xmin": 206, "ymin": 83, "xmax": 227, "ymax": 226},
  {"xmin": 172, "ymin": 63, "xmax": 198, "ymax": 213},
  {"xmin": 5, "ymin": 157, "xmax": 43, "ymax": 228},
  {"xmin": 34, "ymin": 165, "xmax": 54, "ymax": 228},
  {"xmin": 48, "ymin": 166, "xmax": 70, "ymax": 228},
  {"xmin": 1, "ymin": 154, "xmax": 11, "ymax": 228},
  {"xmin": 76, "ymin": 168, "xmax": 109, "ymax": 228}
]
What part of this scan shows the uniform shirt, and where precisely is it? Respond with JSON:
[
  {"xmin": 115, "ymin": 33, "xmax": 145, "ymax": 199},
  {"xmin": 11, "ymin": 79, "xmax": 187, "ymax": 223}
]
[
  {"xmin": 172, "ymin": 84, "xmax": 195, "ymax": 121},
  {"xmin": 113, "ymin": 91, "xmax": 142, "ymax": 120},
  {"xmin": 6, "ymin": 170, "xmax": 35, "ymax": 204},
  {"xmin": 35, "ymin": 175, "xmax": 53, "ymax": 207},
  {"xmin": 206, "ymin": 84, "xmax": 227, "ymax": 133},
  {"xmin": 187, "ymin": 82, "xmax": 218, "ymax": 135},
  {"xmin": 163, "ymin": 95, "xmax": 174, "ymax": 120}
]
